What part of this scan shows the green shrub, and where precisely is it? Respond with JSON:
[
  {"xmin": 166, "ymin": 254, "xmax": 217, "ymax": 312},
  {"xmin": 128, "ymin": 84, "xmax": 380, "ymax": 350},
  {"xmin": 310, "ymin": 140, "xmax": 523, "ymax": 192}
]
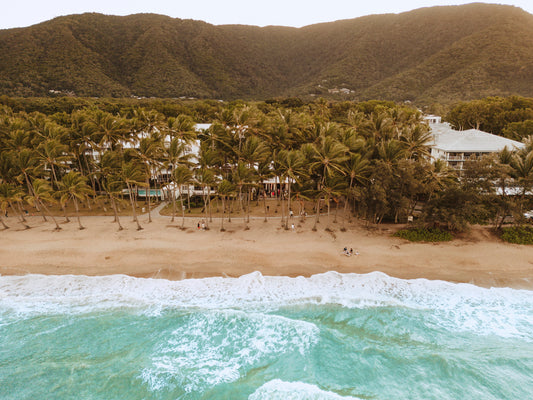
[
  {"xmin": 500, "ymin": 226, "xmax": 533, "ymax": 244},
  {"xmin": 393, "ymin": 228, "xmax": 454, "ymax": 242}
]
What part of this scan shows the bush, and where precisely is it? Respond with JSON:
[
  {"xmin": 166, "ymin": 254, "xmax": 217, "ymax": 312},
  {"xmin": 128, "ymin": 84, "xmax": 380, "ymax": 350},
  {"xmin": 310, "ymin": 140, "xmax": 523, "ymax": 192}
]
[
  {"xmin": 393, "ymin": 228, "xmax": 453, "ymax": 242},
  {"xmin": 500, "ymin": 226, "xmax": 533, "ymax": 244}
]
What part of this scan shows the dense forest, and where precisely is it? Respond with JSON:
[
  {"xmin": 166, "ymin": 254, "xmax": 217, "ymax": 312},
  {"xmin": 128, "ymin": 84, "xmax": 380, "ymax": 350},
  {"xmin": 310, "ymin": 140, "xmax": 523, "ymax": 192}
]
[
  {"xmin": 2, "ymin": 96, "xmax": 533, "ymax": 237},
  {"xmin": 1, "ymin": 3, "xmax": 533, "ymax": 104}
]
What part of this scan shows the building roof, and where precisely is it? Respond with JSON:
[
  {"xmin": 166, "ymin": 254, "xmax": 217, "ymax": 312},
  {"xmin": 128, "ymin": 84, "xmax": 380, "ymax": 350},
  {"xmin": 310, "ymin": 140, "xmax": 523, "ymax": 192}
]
[{"xmin": 430, "ymin": 123, "xmax": 525, "ymax": 153}]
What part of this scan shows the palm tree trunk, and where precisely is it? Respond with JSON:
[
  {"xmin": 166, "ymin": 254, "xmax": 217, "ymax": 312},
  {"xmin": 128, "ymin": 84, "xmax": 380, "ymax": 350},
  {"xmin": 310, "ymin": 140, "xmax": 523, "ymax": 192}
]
[
  {"xmin": 312, "ymin": 197, "xmax": 320, "ymax": 231},
  {"xmin": 24, "ymin": 173, "xmax": 43, "ymax": 218},
  {"xmin": 220, "ymin": 197, "xmax": 225, "ymax": 231},
  {"xmin": 127, "ymin": 183, "xmax": 142, "ymax": 230},
  {"xmin": 203, "ymin": 187, "xmax": 209, "ymax": 229},
  {"xmin": 73, "ymin": 197, "xmax": 84, "ymax": 229},
  {"xmin": 146, "ymin": 177, "xmax": 152, "ymax": 223},
  {"xmin": 326, "ymin": 199, "xmax": 331, "ymax": 230},
  {"xmin": 61, "ymin": 202, "xmax": 70, "ymax": 223},
  {"xmin": 263, "ymin": 188, "xmax": 268, "ymax": 222},
  {"xmin": 40, "ymin": 201, "xmax": 61, "ymax": 231},
  {"xmin": 16, "ymin": 202, "xmax": 28, "ymax": 224},
  {"xmin": 0, "ymin": 215, "xmax": 8, "ymax": 229},
  {"xmin": 246, "ymin": 187, "xmax": 251, "ymax": 224},
  {"xmin": 280, "ymin": 190, "xmax": 286, "ymax": 228},
  {"xmin": 171, "ymin": 188, "xmax": 177, "ymax": 223},
  {"xmin": 208, "ymin": 188, "xmax": 213, "ymax": 223},
  {"xmin": 11, "ymin": 201, "xmax": 30, "ymax": 229},
  {"xmin": 110, "ymin": 195, "xmax": 123, "ymax": 231},
  {"xmin": 180, "ymin": 193, "xmax": 185, "ymax": 229},
  {"xmin": 36, "ymin": 199, "xmax": 48, "ymax": 222}
]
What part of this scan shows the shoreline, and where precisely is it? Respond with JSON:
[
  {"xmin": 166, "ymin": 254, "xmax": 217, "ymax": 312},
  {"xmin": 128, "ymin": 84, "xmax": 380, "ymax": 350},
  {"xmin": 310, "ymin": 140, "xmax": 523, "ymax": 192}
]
[{"xmin": 1, "ymin": 214, "xmax": 532, "ymax": 290}]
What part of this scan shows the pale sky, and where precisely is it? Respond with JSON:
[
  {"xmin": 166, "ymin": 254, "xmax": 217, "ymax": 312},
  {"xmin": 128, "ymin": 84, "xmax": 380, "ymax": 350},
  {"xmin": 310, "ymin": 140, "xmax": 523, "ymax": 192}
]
[{"xmin": 1, "ymin": 0, "xmax": 532, "ymax": 30}]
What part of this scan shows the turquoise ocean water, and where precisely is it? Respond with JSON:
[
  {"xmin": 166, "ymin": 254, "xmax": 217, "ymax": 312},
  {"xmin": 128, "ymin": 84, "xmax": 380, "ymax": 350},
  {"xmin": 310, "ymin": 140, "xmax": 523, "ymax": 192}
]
[{"xmin": 1, "ymin": 271, "xmax": 532, "ymax": 399}]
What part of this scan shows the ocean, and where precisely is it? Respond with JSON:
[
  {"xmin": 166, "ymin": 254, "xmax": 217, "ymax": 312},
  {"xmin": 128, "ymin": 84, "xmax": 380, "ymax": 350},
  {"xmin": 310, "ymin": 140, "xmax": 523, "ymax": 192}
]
[{"xmin": 1, "ymin": 271, "xmax": 532, "ymax": 399}]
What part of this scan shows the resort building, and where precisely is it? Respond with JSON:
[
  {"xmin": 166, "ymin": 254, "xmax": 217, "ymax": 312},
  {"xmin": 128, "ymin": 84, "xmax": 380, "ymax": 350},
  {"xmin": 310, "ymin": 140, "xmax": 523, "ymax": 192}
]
[{"xmin": 427, "ymin": 120, "xmax": 525, "ymax": 170}]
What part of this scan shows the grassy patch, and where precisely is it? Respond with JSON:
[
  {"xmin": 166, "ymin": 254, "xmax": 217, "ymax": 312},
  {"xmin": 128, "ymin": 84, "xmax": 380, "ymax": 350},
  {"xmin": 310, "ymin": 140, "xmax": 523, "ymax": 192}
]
[
  {"xmin": 393, "ymin": 227, "xmax": 453, "ymax": 242},
  {"xmin": 500, "ymin": 226, "xmax": 533, "ymax": 244}
]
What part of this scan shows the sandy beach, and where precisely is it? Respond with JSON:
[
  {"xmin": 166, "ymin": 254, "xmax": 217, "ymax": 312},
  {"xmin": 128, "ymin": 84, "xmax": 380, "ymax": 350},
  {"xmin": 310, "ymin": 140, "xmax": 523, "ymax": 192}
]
[{"xmin": 1, "ymin": 212, "xmax": 532, "ymax": 290}]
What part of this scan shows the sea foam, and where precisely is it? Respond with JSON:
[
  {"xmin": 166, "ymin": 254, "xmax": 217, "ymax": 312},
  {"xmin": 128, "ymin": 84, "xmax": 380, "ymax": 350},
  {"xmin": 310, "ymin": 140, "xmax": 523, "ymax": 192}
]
[
  {"xmin": 248, "ymin": 380, "xmax": 362, "ymax": 400},
  {"xmin": 1, "ymin": 272, "xmax": 532, "ymax": 339},
  {"xmin": 141, "ymin": 311, "xmax": 319, "ymax": 392}
]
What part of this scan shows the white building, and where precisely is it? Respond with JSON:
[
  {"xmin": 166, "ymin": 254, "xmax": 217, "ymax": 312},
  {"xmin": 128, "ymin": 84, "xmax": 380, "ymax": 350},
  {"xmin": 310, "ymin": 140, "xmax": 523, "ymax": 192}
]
[{"xmin": 428, "ymin": 121, "xmax": 525, "ymax": 170}]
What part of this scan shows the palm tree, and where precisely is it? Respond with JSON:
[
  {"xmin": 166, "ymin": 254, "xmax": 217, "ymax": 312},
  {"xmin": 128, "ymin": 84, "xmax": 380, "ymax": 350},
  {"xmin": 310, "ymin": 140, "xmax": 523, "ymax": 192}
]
[
  {"xmin": 135, "ymin": 136, "xmax": 163, "ymax": 223},
  {"xmin": 13, "ymin": 148, "xmax": 41, "ymax": 202},
  {"xmin": 320, "ymin": 176, "xmax": 346, "ymax": 230},
  {"xmin": 308, "ymin": 135, "xmax": 348, "ymax": 184},
  {"xmin": 0, "ymin": 182, "xmax": 30, "ymax": 229},
  {"xmin": 342, "ymin": 153, "xmax": 370, "ymax": 226},
  {"xmin": 58, "ymin": 172, "xmax": 93, "ymax": 230},
  {"xmin": 231, "ymin": 162, "xmax": 253, "ymax": 229},
  {"xmin": 86, "ymin": 109, "xmax": 129, "ymax": 152},
  {"xmin": 164, "ymin": 114, "xmax": 197, "ymax": 144},
  {"xmin": 217, "ymin": 179, "xmax": 234, "ymax": 231},
  {"xmin": 100, "ymin": 177, "xmax": 126, "ymax": 231},
  {"xmin": 35, "ymin": 138, "xmax": 70, "ymax": 189},
  {"xmin": 172, "ymin": 166, "xmax": 193, "ymax": 229},
  {"xmin": 27, "ymin": 179, "xmax": 61, "ymax": 230},
  {"xmin": 121, "ymin": 161, "xmax": 147, "ymax": 230},
  {"xmin": 195, "ymin": 167, "xmax": 215, "ymax": 229},
  {"xmin": 511, "ymin": 150, "xmax": 533, "ymax": 212},
  {"xmin": 275, "ymin": 149, "xmax": 306, "ymax": 228},
  {"xmin": 400, "ymin": 124, "xmax": 432, "ymax": 160},
  {"xmin": 256, "ymin": 160, "xmax": 274, "ymax": 222}
]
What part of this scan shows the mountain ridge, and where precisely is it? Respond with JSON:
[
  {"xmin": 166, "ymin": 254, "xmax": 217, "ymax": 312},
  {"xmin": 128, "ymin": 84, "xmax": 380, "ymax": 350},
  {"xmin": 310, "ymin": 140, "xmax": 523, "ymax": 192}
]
[{"xmin": 1, "ymin": 3, "xmax": 532, "ymax": 104}]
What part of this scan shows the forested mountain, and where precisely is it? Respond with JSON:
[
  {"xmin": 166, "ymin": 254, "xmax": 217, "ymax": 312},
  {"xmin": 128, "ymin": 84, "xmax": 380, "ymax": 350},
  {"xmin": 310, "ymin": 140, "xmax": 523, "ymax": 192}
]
[{"xmin": 1, "ymin": 3, "xmax": 533, "ymax": 103}]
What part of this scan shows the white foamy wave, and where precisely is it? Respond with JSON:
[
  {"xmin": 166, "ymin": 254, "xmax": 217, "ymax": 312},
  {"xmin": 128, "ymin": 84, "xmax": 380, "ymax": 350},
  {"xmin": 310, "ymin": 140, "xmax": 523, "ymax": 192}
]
[
  {"xmin": 141, "ymin": 311, "xmax": 319, "ymax": 393},
  {"xmin": 0, "ymin": 272, "xmax": 532, "ymax": 339},
  {"xmin": 248, "ymin": 380, "xmax": 362, "ymax": 400}
]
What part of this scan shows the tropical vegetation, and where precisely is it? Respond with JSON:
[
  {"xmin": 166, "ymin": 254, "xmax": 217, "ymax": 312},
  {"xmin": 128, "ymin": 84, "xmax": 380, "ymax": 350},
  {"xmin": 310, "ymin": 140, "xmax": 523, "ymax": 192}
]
[{"xmin": 1, "ymin": 96, "xmax": 533, "ymax": 240}]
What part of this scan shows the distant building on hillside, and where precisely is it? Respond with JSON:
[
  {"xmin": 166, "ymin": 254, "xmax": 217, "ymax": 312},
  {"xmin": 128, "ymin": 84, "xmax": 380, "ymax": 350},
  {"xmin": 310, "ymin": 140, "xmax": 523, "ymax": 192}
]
[{"xmin": 426, "ymin": 119, "xmax": 524, "ymax": 170}]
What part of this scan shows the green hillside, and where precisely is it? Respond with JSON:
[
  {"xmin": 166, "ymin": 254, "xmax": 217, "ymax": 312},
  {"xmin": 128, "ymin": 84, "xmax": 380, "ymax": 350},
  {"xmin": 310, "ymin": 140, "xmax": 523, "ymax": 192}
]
[{"xmin": 1, "ymin": 3, "xmax": 532, "ymax": 103}]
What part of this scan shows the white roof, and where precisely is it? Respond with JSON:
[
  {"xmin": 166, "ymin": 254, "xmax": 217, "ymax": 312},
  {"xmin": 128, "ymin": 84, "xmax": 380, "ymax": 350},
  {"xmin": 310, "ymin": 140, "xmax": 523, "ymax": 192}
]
[
  {"xmin": 195, "ymin": 123, "xmax": 211, "ymax": 131},
  {"xmin": 430, "ymin": 123, "xmax": 524, "ymax": 153}
]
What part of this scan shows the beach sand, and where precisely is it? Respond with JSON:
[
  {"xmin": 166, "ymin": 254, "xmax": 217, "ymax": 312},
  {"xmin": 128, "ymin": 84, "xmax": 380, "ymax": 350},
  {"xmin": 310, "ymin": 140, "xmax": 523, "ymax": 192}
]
[{"xmin": 1, "ymin": 213, "xmax": 532, "ymax": 289}]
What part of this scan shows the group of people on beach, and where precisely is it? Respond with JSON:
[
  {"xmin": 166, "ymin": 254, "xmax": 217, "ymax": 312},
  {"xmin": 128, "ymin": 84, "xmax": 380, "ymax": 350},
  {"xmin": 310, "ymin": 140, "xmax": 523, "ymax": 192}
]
[
  {"xmin": 197, "ymin": 220, "xmax": 206, "ymax": 230},
  {"xmin": 342, "ymin": 247, "xmax": 359, "ymax": 257}
]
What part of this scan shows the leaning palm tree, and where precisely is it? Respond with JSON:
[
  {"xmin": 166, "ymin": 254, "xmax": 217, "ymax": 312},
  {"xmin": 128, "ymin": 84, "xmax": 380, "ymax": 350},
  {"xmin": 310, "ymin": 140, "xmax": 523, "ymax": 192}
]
[
  {"xmin": 26, "ymin": 179, "xmax": 61, "ymax": 230},
  {"xmin": 58, "ymin": 171, "xmax": 93, "ymax": 230},
  {"xmin": 172, "ymin": 166, "xmax": 193, "ymax": 228},
  {"xmin": 100, "ymin": 177, "xmax": 127, "ymax": 231},
  {"xmin": 0, "ymin": 182, "xmax": 30, "ymax": 229},
  {"xmin": 35, "ymin": 139, "xmax": 70, "ymax": 187}
]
